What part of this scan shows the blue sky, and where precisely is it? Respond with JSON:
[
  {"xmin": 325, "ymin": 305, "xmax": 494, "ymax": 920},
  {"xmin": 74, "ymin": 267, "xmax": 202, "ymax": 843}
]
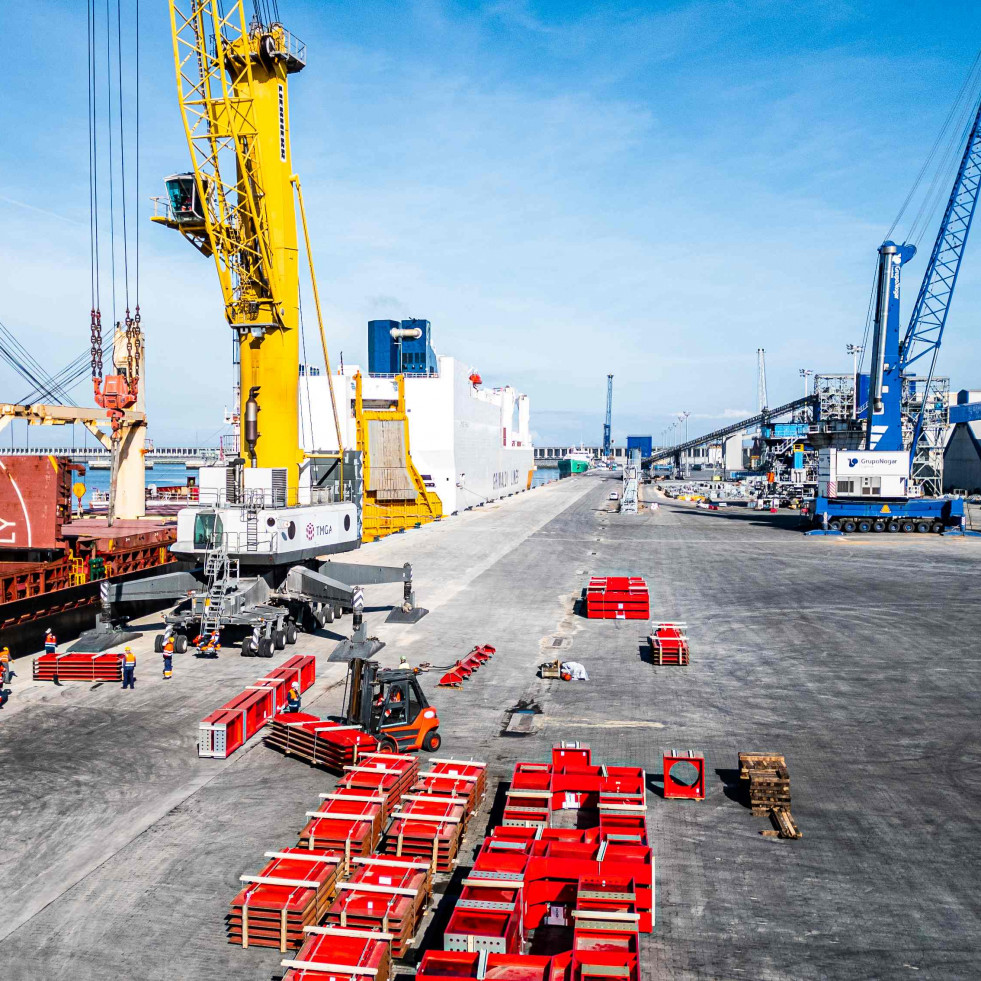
[{"xmin": 3, "ymin": 0, "xmax": 981, "ymax": 447}]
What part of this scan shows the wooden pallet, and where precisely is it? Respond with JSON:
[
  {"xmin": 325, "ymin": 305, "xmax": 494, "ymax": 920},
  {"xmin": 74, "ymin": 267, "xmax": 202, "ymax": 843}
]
[{"xmin": 761, "ymin": 806, "xmax": 802, "ymax": 839}]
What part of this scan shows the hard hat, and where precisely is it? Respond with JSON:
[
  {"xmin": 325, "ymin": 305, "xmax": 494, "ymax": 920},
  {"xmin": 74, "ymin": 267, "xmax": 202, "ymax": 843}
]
[
  {"xmin": 124, "ymin": 646, "xmax": 132, "ymax": 652},
  {"xmin": 399, "ymin": 654, "xmax": 408, "ymax": 664}
]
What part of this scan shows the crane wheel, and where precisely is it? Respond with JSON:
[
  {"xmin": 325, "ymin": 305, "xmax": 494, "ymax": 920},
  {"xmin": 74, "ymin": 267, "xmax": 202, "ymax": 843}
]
[
  {"xmin": 872, "ymin": 520, "xmax": 886, "ymax": 532},
  {"xmin": 422, "ymin": 730, "xmax": 442, "ymax": 752},
  {"xmin": 273, "ymin": 630, "xmax": 287, "ymax": 650},
  {"xmin": 154, "ymin": 636, "xmax": 164, "ymax": 653},
  {"xmin": 887, "ymin": 521, "xmax": 900, "ymax": 532},
  {"xmin": 828, "ymin": 520, "xmax": 842, "ymax": 531},
  {"xmin": 241, "ymin": 639, "xmax": 256, "ymax": 657},
  {"xmin": 842, "ymin": 520, "xmax": 857, "ymax": 533},
  {"xmin": 857, "ymin": 520, "xmax": 872, "ymax": 533},
  {"xmin": 175, "ymin": 635, "xmax": 188, "ymax": 654},
  {"xmin": 285, "ymin": 623, "xmax": 298, "ymax": 645},
  {"xmin": 931, "ymin": 522, "xmax": 944, "ymax": 534},
  {"xmin": 900, "ymin": 520, "xmax": 915, "ymax": 533},
  {"xmin": 915, "ymin": 522, "xmax": 930, "ymax": 533},
  {"xmin": 258, "ymin": 638, "xmax": 274, "ymax": 658}
]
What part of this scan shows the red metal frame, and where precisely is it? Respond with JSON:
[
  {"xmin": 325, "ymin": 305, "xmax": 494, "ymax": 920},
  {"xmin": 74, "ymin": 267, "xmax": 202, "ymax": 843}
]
[
  {"xmin": 663, "ymin": 749, "xmax": 706, "ymax": 800},
  {"xmin": 438, "ymin": 644, "xmax": 495, "ymax": 687},
  {"xmin": 32, "ymin": 651, "xmax": 122, "ymax": 682},
  {"xmin": 584, "ymin": 577, "xmax": 649, "ymax": 620},
  {"xmin": 281, "ymin": 926, "xmax": 393, "ymax": 981},
  {"xmin": 649, "ymin": 622, "xmax": 690, "ymax": 665}
]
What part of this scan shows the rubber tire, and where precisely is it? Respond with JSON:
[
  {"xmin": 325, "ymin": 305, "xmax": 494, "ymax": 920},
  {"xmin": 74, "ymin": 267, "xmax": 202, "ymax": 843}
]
[
  {"xmin": 258, "ymin": 638, "xmax": 274, "ymax": 658},
  {"xmin": 915, "ymin": 522, "xmax": 930, "ymax": 533},
  {"xmin": 872, "ymin": 520, "xmax": 886, "ymax": 532},
  {"xmin": 887, "ymin": 521, "xmax": 900, "ymax": 532},
  {"xmin": 241, "ymin": 638, "xmax": 256, "ymax": 657},
  {"xmin": 154, "ymin": 635, "xmax": 164, "ymax": 653},
  {"xmin": 285, "ymin": 623, "xmax": 298, "ymax": 645},
  {"xmin": 379, "ymin": 737, "xmax": 398, "ymax": 754},
  {"xmin": 273, "ymin": 629, "xmax": 287, "ymax": 651},
  {"xmin": 900, "ymin": 520, "xmax": 915, "ymax": 533},
  {"xmin": 931, "ymin": 522, "xmax": 944, "ymax": 534},
  {"xmin": 422, "ymin": 730, "xmax": 442, "ymax": 752},
  {"xmin": 842, "ymin": 520, "xmax": 857, "ymax": 533},
  {"xmin": 828, "ymin": 520, "xmax": 842, "ymax": 531},
  {"xmin": 857, "ymin": 520, "xmax": 872, "ymax": 533},
  {"xmin": 175, "ymin": 634, "xmax": 188, "ymax": 654}
]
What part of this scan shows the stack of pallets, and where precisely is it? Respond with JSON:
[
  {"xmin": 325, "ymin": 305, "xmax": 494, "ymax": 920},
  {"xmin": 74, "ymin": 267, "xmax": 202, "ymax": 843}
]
[
  {"xmin": 381, "ymin": 796, "xmax": 466, "ymax": 872},
  {"xmin": 264, "ymin": 714, "xmax": 378, "ymax": 773},
  {"xmin": 739, "ymin": 752, "xmax": 801, "ymax": 838},
  {"xmin": 323, "ymin": 857, "xmax": 433, "ymax": 958},
  {"xmin": 228, "ymin": 848, "xmax": 342, "ymax": 952},
  {"xmin": 32, "ymin": 651, "xmax": 121, "ymax": 682},
  {"xmin": 281, "ymin": 926, "xmax": 393, "ymax": 981}
]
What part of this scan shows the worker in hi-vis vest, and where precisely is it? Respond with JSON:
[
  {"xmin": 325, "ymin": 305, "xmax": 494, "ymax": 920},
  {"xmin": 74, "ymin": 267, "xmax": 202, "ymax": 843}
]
[
  {"xmin": 121, "ymin": 647, "xmax": 137, "ymax": 689},
  {"xmin": 0, "ymin": 646, "xmax": 11, "ymax": 685},
  {"xmin": 44, "ymin": 628, "xmax": 57, "ymax": 654},
  {"xmin": 286, "ymin": 683, "xmax": 301, "ymax": 713}
]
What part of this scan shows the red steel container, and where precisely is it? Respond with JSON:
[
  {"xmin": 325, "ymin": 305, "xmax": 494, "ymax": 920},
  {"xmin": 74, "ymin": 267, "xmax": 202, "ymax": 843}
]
[{"xmin": 584, "ymin": 577, "xmax": 649, "ymax": 620}]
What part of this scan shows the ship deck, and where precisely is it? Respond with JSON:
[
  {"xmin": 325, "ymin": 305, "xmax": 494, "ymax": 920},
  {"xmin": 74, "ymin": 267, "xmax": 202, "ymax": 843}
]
[{"xmin": 0, "ymin": 475, "xmax": 979, "ymax": 979}]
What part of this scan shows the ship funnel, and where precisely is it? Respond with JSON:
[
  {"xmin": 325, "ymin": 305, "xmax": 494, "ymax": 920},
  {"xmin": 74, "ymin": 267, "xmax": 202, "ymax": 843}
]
[{"xmin": 244, "ymin": 386, "xmax": 261, "ymax": 467}]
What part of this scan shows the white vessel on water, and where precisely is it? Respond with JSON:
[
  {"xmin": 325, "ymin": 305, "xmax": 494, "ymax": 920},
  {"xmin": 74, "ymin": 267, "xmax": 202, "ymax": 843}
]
[{"xmin": 299, "ymin": 320, "xmax": 534, "ymax": 516}]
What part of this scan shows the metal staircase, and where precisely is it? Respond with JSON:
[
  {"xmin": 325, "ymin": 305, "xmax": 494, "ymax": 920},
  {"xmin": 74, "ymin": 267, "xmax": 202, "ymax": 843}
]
[{"xmin": 201, "ymin": 530, "xmax": 238, "ymax": 635}]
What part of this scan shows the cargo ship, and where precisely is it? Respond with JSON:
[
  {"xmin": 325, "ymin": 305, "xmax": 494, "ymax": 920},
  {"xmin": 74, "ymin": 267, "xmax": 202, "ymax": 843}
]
[
  {"xmin": 558, "ymin": 447, "xmax": 592, "ymax": 477},
  {"xmin": 299, "ymin": 320, "xmax": 534, "ymax": 520},
  {"xmin": 0, "ymin": 456, "xmax": 179, "ymax": 655}
]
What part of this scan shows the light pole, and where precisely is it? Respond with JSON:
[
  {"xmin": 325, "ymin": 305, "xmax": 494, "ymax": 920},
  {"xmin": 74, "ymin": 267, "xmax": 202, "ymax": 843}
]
[
  {"xmin": 679, "ymin": 412, "xmax": 690, "ymax": 475},
  {"xmin": 846, "ymin": 344, "xmax": 863, "ymax": 417},
  {"xmin": 799, "ymin": 369, "xmax": 813, "ymax": 399}
]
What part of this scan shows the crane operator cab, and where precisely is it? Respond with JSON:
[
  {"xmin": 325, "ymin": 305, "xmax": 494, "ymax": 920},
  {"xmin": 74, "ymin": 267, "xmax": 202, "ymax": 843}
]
[
  {"xmin": 340, "ymin": 656, "xmax": 441, "ymax": 754},
  {"xmin": 164, "ymin": 172, "xmax": 210, "ymax": 225}
]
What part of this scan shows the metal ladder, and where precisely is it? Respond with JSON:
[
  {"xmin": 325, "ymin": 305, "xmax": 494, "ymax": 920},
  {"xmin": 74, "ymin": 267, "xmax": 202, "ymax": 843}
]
[
  {"xmin": 201, "ymin": 533, "xmax": 238, "ymax": 635},
  {"xmin": 245, "ymin": 488, "xmax": 262, "ymax": 552}
]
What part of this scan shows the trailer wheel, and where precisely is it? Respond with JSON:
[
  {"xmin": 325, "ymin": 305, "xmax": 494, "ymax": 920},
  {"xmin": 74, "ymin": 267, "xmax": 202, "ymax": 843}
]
[
  {"xmin": 273, "ymin": 629, "xmax": 287, "ymax": 650},
  {"xmin": 900, "ymin": 520, "xmax": 915, "ymax": 533},
  {"xmin": 842, "ymin": 520, "xmax": 857, "ymax": 533},
  {"xmin": 285, "ymin": 622, "xmax": 298, "ymax": 645},
  {"xmin": 257, "ymin": 638, "xmax": 274, "ymax": 658},
  {"xmin": 241, "ymin": 638, "xmax": 256, "ymax": 657},
  {"xmin": 857, "ymin": 520, "xmax": 872, "ymax": 533},
  {"xmin": 422, "ymin": 730, "xmax": 442, "ymax": 752},
  {"xmin": 915, "ymin": 521, "xmax": 930, "ymax": 533},
  {"xmin": 175, "ymin": 635, "xmax": 188, "ymax": 654},
  {"xmin": 887, "ymin": 521, "xmax": 900, "ymax": 532},
  {"xmin": 828, "ymin": 519, "xmax": 842, "ymax": 531},
  {"xmin": 154, "ymin": 635, "xmax": 164, "ymax": 653},
  {"xmin": 931, "ymin": 522, "xmax": 944, "ymax": 534},
  {"xmin": 872, "ymin": 520, "xmax": 886, "ymax": 532}
]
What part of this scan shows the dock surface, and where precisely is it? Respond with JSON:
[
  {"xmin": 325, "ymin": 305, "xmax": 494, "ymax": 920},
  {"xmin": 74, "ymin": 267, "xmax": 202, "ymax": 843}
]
[{"xmin": 1, "ymin": 476, "xmax": 978, "ymax": 979}]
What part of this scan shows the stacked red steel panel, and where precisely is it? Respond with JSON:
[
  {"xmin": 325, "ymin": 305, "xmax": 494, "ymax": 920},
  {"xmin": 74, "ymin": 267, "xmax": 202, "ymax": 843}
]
[
  {"xmin": 339, "ymin": 754, "xmax": 419, "ymax": 818},
  {"xmin": 411, "ymin": 759, "xmax": 487, "ymax": 831},
  {"xmin": 437, "ymin": 644, "xmax": 495, "ymax": 688},
  {"xmin": 228, "ymin": 848, "xmax": 342, "ymax": 952},
  {"xmin": 299, "ymin": 791, "xmax": 387, "ymax": 873},
  {"xmin": 417, "ymin": 951, "xmax": 555, "ymax": 981},
  {"xmin": 200, "ymin": 655, "xmax": 317, "ymax": 759},
  {"xmin": 381, "ymin": 795, "xmax": 466, "ymax": 872},
  {"xmin": 648, "ymin": 622, "xmax": 690, "ymax": 665},
  {"xmin": 280, "ymin": 926, "xmax": 393, "ymax": 981},
  {"xmin": 32, "ymin": 651, "xmax": 121, "ymax": 682},
  {"xmin": 584, "ymin": 577, "xmax": 649, "ymax": 620},
  {"xmin": 323, "ymin": 857, "xmax": 433, "ymax": 958},
  {"xmin": 264, "ymin": 714, "xmax": 378, "ymax": 772}
]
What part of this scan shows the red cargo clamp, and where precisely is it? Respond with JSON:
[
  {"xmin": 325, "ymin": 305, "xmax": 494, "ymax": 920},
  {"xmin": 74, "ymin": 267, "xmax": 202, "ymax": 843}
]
[{"xmin": 438, "ymin": 644, "xmax": 495, "ymax": 688}]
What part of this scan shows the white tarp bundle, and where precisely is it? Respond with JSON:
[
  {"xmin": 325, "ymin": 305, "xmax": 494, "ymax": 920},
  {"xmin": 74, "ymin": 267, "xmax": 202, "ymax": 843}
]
[{"xmin": 561, "ymin": 661, "xmax": 589, "ymax": 681}]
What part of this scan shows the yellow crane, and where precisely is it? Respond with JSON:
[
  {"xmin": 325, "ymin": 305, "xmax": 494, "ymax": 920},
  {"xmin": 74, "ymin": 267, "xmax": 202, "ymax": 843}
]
[{"xmin": 153, "ymin": 1, "xmax": 440, "ymax": 536}]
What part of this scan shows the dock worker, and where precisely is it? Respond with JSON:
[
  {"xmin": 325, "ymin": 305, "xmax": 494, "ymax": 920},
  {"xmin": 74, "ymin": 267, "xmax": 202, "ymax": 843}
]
[
  {"xmin": 161, "ymin": 639, "xmax": 174, "ymax": 680},
  {"xmin": 193, "ymin": 630, "xmax": 220, "ymax": 658},
  {"xmin": 121, "ymin": 647, "xmax": 136, "ymax": 689},
  {"xmin": 0, "ymin": 646, "xmax": 10, "ymax": 685},
  {"xmin": 44, "ymin": 628, "xmax": 57, "ymax": 654},
  {"xmin": 286, "ymin": 683, "xmax": 301, "ymax": 713},
  {"xmin": 399, "ymin": 654, "xmax": 410, "ymax": 670}
]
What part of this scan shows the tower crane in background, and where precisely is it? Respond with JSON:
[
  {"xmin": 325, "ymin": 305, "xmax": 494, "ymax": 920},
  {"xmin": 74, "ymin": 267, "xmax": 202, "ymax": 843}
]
[
  {"xmin": 603, "ymin": 374, "xmax": 613, "ymax": 458},
  {"xmin": 757, "ymin": 349, "xmax": 768, "ymax": 412}
]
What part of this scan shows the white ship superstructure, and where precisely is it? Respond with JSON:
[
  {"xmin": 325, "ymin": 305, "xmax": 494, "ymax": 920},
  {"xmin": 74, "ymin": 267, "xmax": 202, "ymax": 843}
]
[{"xmin": 300, "ymin": 355, "xmax": 534, "ymax": 515}]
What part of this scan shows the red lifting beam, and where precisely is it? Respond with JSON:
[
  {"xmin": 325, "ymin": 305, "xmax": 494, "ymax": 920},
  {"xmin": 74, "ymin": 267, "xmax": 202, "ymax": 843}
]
[{"xmin": 438, "ymin": 644, "xmax": 495, "ymax": 688}]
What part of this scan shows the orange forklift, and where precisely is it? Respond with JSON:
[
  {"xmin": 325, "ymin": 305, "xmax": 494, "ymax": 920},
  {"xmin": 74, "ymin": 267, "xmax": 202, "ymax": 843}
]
[{"xmin": 336, "ymin": 656, "xmax": 442, "ymax": 754}]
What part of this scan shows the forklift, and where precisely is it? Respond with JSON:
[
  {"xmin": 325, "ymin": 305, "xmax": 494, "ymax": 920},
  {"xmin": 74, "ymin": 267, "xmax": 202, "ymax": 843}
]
[{"xmin": 336, "ymin": 657, "xmax": 442, "ymax": 753}]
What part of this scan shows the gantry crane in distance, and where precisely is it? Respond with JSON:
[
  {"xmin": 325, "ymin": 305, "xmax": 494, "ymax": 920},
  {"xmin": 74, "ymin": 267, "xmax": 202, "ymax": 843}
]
[
  {"xmin": 104, "ymin": 2, "xmax": 426, "ymax": 655},
  {"xmin": 808, "ymin": 91, "xmax": 981, "ymax": 534},
  {"xmin": 603, "ymin": 374, "xmax": 613, "ymax": 457}
]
